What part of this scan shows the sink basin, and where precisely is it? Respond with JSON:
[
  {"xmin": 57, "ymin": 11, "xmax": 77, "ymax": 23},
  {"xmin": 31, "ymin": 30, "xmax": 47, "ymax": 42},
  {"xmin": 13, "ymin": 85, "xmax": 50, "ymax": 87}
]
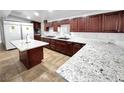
[
  {"xmin": 57, "ymin": 37, "xmax": 70, "ymax": 40},
  {"xmin": 45, "ymin": 36, "xmax": 55, "ymax": 38}
]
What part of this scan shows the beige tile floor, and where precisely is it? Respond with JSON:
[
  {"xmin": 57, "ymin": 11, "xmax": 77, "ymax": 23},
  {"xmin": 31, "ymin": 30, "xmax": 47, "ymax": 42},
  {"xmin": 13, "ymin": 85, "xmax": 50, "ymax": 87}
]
[{"xmin": 0, "ymin": 44, "xmax": 70, "ymax": 82}]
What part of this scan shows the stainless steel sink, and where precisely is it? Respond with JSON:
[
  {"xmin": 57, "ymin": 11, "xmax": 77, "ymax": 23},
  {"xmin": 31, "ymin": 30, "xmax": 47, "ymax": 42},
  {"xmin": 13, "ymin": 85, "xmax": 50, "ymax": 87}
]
[
  {"xmin": 57, "ymin": 37, "xmax": 70, "ymax": 40},
  {"xmin": 45, "ymin": 36, "xmax": 55, "ymax": 38}
]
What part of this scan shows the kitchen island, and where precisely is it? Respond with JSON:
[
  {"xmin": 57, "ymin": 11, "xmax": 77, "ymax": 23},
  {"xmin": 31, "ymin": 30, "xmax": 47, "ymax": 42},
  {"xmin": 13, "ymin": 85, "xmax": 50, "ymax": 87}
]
[
  {"xmin": 11, "ymin": 39, "xmax": 49, "ymax": 69},
  {"xmin": 56, "ymin": 42, "xmax": 124, "ymax": 82}
]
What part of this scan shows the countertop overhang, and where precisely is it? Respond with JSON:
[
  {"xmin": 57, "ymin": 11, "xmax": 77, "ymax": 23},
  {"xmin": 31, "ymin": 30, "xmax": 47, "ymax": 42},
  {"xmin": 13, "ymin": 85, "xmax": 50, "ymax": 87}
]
[{"xmin": 10, "ymin": 39, "xmax": 49, "ymax": 52}]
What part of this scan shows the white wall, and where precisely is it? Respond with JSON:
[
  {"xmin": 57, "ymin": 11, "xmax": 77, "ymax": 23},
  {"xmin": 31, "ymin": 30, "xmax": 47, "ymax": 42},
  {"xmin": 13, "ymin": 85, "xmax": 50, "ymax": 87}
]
[{"xmin": 5, "ymin": 15, "xmax": 31, "ymax": 23}]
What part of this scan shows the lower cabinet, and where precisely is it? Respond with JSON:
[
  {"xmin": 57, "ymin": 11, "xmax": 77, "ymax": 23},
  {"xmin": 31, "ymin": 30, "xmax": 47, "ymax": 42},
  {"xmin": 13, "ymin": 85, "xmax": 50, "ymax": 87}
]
[
  {"xmin": 19, "ymin": 47, "xmax": 43, "ymax": 69},
  {"xmin": 41, "ymin": 38, "xmax": 51, "ymax": 48},
  {"xmin": 73, "ymin": 43, "xmax": 84, "ymax": 54},
  {"xmin": 50, "ymin": 39, "xmax": 56, "ymax": 50},
  {"xmin": 34, "ymin": 35, "xmax": 41, "ymax": 41},
  {"xmin": 41, "ymin": 37, "xmax": 85, "ymax": 56}
]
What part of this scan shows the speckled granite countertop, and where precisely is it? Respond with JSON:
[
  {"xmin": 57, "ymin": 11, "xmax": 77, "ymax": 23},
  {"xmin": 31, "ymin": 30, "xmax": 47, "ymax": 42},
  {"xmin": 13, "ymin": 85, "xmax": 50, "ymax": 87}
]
[
  {"xmin": 11, "ymin": 39, "xmax": 48, "ymax": 52},
  {"xmin": 56, "ymin": 42, "xmax": 124, "ymax": 82}
]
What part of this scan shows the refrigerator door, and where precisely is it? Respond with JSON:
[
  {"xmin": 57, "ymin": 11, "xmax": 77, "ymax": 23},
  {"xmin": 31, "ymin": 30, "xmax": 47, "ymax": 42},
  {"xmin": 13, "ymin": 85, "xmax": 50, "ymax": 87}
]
[
  {"xmin": 4, "ymin": 24, "xmax": 21, "ymax": 50},
  {"xmin": 21, "ymin": 24, "xmax": 34, "ymax": 39}
]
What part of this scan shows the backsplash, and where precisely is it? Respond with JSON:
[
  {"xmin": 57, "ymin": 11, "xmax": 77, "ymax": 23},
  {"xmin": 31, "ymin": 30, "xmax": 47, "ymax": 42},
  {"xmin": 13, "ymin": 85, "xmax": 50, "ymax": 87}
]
[{"xmin": 41, "ymin": 23, "xmax": 124, "ymax": 48}]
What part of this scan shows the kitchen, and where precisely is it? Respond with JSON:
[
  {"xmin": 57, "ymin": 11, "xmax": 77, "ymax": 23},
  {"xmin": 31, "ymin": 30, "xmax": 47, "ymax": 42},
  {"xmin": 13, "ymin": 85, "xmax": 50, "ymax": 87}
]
[{"xmin": 0, "ymin": 10, "xmax": 124, "ymax": 82}]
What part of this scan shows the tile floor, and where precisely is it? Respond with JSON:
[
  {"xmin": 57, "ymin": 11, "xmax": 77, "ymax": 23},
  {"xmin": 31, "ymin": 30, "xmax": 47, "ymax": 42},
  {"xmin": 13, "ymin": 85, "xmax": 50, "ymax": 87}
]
[{"xmin": 0, "ymin": 44, "xmax": 70, "ymax": 82}]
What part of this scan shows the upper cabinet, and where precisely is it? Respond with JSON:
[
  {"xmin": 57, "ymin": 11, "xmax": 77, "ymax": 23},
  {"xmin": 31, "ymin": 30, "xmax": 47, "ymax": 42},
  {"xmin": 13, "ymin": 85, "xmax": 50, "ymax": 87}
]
[
  {"xmin": 70, "ymin": 18, "xmax": 78, "ymax": 32},
  {"xmin": 44, "ymin": 22, "xmax": 52, "ymax": 31},
  {"xmin": 78, "ymin": 17, "xmax": 87, "ymax": 32},
  {"xmin": 44, "ymin": 11, "xmax": 124, "ymax": 33},
  {"xmin": 86, "ymin": 15, "xmax": 102, "ymax": 32},
  {"xmin": 102, "ymin": 12, "xmax": 120, "ymax": 33},
  {"xmin": 44, "ymin": 21, "xmax": 60, "ymax": 32},
  {"xmin": 60, "ymin": 19, "xmax": 70, "ymax": 25},
  {"xmin": 70, "ymin": 15, "xmax": 102, "ymax": 32},
  {"xmin": 52, "ymin": 21, "xmax": 60, "ymax": 32},
  {"xmin": 33, "ymin": 22, "xmax": 41, "ymax": 30},
  {"xmin": 119, "ymin": 11, "xmax": 124, "ymax": 33}
]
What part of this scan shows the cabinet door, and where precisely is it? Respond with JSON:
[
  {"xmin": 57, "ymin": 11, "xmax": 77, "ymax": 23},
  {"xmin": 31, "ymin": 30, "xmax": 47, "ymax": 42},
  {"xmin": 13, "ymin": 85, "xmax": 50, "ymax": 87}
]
[
  {"xmin": 86, "ymin": 15, "xmax": 102, "ymax": 32},
  {"xmin": 70, "ymin": 18, "xmax": 78, "ymax": 32},
  {"xmin": 78, "ymin": 17, "xmax": 87, "ymax": 32},
  {"xmin": 73, "ymin": 43, "xmax": 84, "ymax": 55},
  {"xmin": 102, "ymin": 12, "xmax": 119, "ymax": 32},
  {"xmin": 66, "ymin": 42, "xmax": 73, "ymax": 56},
  {"xmin": 33, "ymin": 22, "xmax": 41, "ymax": 30},
  {"xmin": 52, "ymin": 21, "xmax": 58, "ymax": 32},
  {"xmin": 55, "ymin": 40, "xmax": 66, "ymax": 52},
  {"xmin": 60, "ymin": 19, "xmax": 70, "ymax": 25},
  {"xmin": 34, "ymin": 35, "xmax": 41, "ymax": 41},
  {"xmin": 50, "ymin": 39, "xmax": 56, "ymax": 50},
  {"xmin": 41, "ymin": 38, "xmax": 50, "ymax": 48},
  {"xmin": 119, "ymin": 11, "xmax": 124, "ymax": 33},
  {"xmin": 44, "ymin": 22, "xmax": 52, "ymax": 31},
  {"xmin": 44, "ymin": 23, "xmax": 49, "ymax": 31}
]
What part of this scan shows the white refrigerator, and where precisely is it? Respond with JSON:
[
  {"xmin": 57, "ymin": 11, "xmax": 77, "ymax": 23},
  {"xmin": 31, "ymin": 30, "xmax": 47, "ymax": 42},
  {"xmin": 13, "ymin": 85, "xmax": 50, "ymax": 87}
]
[{"xmin": 3, "ymin": 21, "xmax": 34, "ymax": 50}]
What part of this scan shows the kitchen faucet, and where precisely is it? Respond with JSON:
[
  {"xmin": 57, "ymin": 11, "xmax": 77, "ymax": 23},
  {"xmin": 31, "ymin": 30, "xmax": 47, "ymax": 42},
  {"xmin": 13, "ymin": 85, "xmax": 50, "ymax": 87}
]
[{"xmin": 26, "ymin": 33, "xmax": 31, "ymax": 43}]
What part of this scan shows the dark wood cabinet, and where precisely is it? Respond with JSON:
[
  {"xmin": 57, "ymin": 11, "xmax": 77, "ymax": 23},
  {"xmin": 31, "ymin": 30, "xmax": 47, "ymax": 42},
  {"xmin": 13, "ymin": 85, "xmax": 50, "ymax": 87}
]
[
  {"xmin": 55, "ymin": 40, "xmax": 66, "ymax": 52},
  {"xmin": 44, "ymin": 11, "xmax": 124, "ymax": 33},
  {"xmin": 102, "ymin": 12, "xmax": 119, "ymax": 32},
  {"xmin": 44, "ymin": 21, "xmax": 59, "ymax": 32},
  {"xmin": 78, "ymin": 17, "xmax": 87, "ymax": 32},
  {"xmin": 44, "ymin": 22, "xmax": 52, "ymax": 31},
  {"xmin": 66, "ymin": 42, "xmax": 73, "ymax": 56},
  {"xmin": 70, "ymin": 18, "xmax": 78, "ymax": 32},
  {"xmin": 34, "ymin": 34, "xmax": 41, "ymax": 41},
  {"xmin": 41, "ymin": 38, "xmax": 50, "ymax": 48},
  {"xmin": 55, "ymin": 40, "xmax": 73, "ymax": 56},
  {"xmin": 19, "ymin": 47, "xmax": 43, "ymax": 69},
  {"xmin": 86, "ymin": 15, "xmax": 102, "ymax": 32},
  {"xmin": 73, "ymin": 43, "xmax": 85, "ymax": 55},
  {"xmin": 44, "ymin": 23, "xmax": 49, "ymax": 31},
  {"xmin": 50, "ymin": 39, "xmax": 56, "ymax": 50},
  {"xmin": 33, "ymin": 22, "xmax": 41, "ymax": 30},
  {"xmin": 119, "ymin": 11, "xmax": 124, "ymax": 33},
  {"xmin": 41, "ymin": 37, "xmax": 85, "ymax": 56},
  {"xmin": 60, "ymin": 19, "xmax": 70, "ymax": 25},
  {"xmin": 52, "ymin": 21, "xmax": 59, "ymax": 31}
]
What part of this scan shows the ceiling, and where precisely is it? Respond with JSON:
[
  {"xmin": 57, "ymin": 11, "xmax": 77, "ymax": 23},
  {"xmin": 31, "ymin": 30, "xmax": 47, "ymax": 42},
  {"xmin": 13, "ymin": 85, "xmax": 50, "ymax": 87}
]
[{"xmin": 0, "ymin": 10, "xmax": 117, "ymax": 22}]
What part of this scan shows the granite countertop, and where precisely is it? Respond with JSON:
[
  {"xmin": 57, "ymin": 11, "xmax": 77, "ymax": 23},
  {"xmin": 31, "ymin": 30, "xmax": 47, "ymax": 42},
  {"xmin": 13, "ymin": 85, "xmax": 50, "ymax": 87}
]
[
  {"xmin": 11, "ymin": 39, "xmax": 49, "ymax": 52},
  {"xmin": 56, "ymin": 42, "xmax": 124, "ymax": 82},
  {"xmin": 41, "ymin": 36, "xmax": 104, "ymax": 44}
]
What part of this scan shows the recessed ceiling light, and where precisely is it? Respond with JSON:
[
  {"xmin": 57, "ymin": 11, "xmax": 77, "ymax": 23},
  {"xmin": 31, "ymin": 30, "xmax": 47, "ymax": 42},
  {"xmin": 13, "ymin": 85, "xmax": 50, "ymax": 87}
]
[
  {"xmin": 34, "ymin": 12, "xmax": 39, "ymax": 16},
  {"xmin": 27, "ymin": 16, "xmax": 31, "ymax": 19},
  {"xmin": 48, "ymin": 10, "xmax": 54, "ymax": 13}
]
